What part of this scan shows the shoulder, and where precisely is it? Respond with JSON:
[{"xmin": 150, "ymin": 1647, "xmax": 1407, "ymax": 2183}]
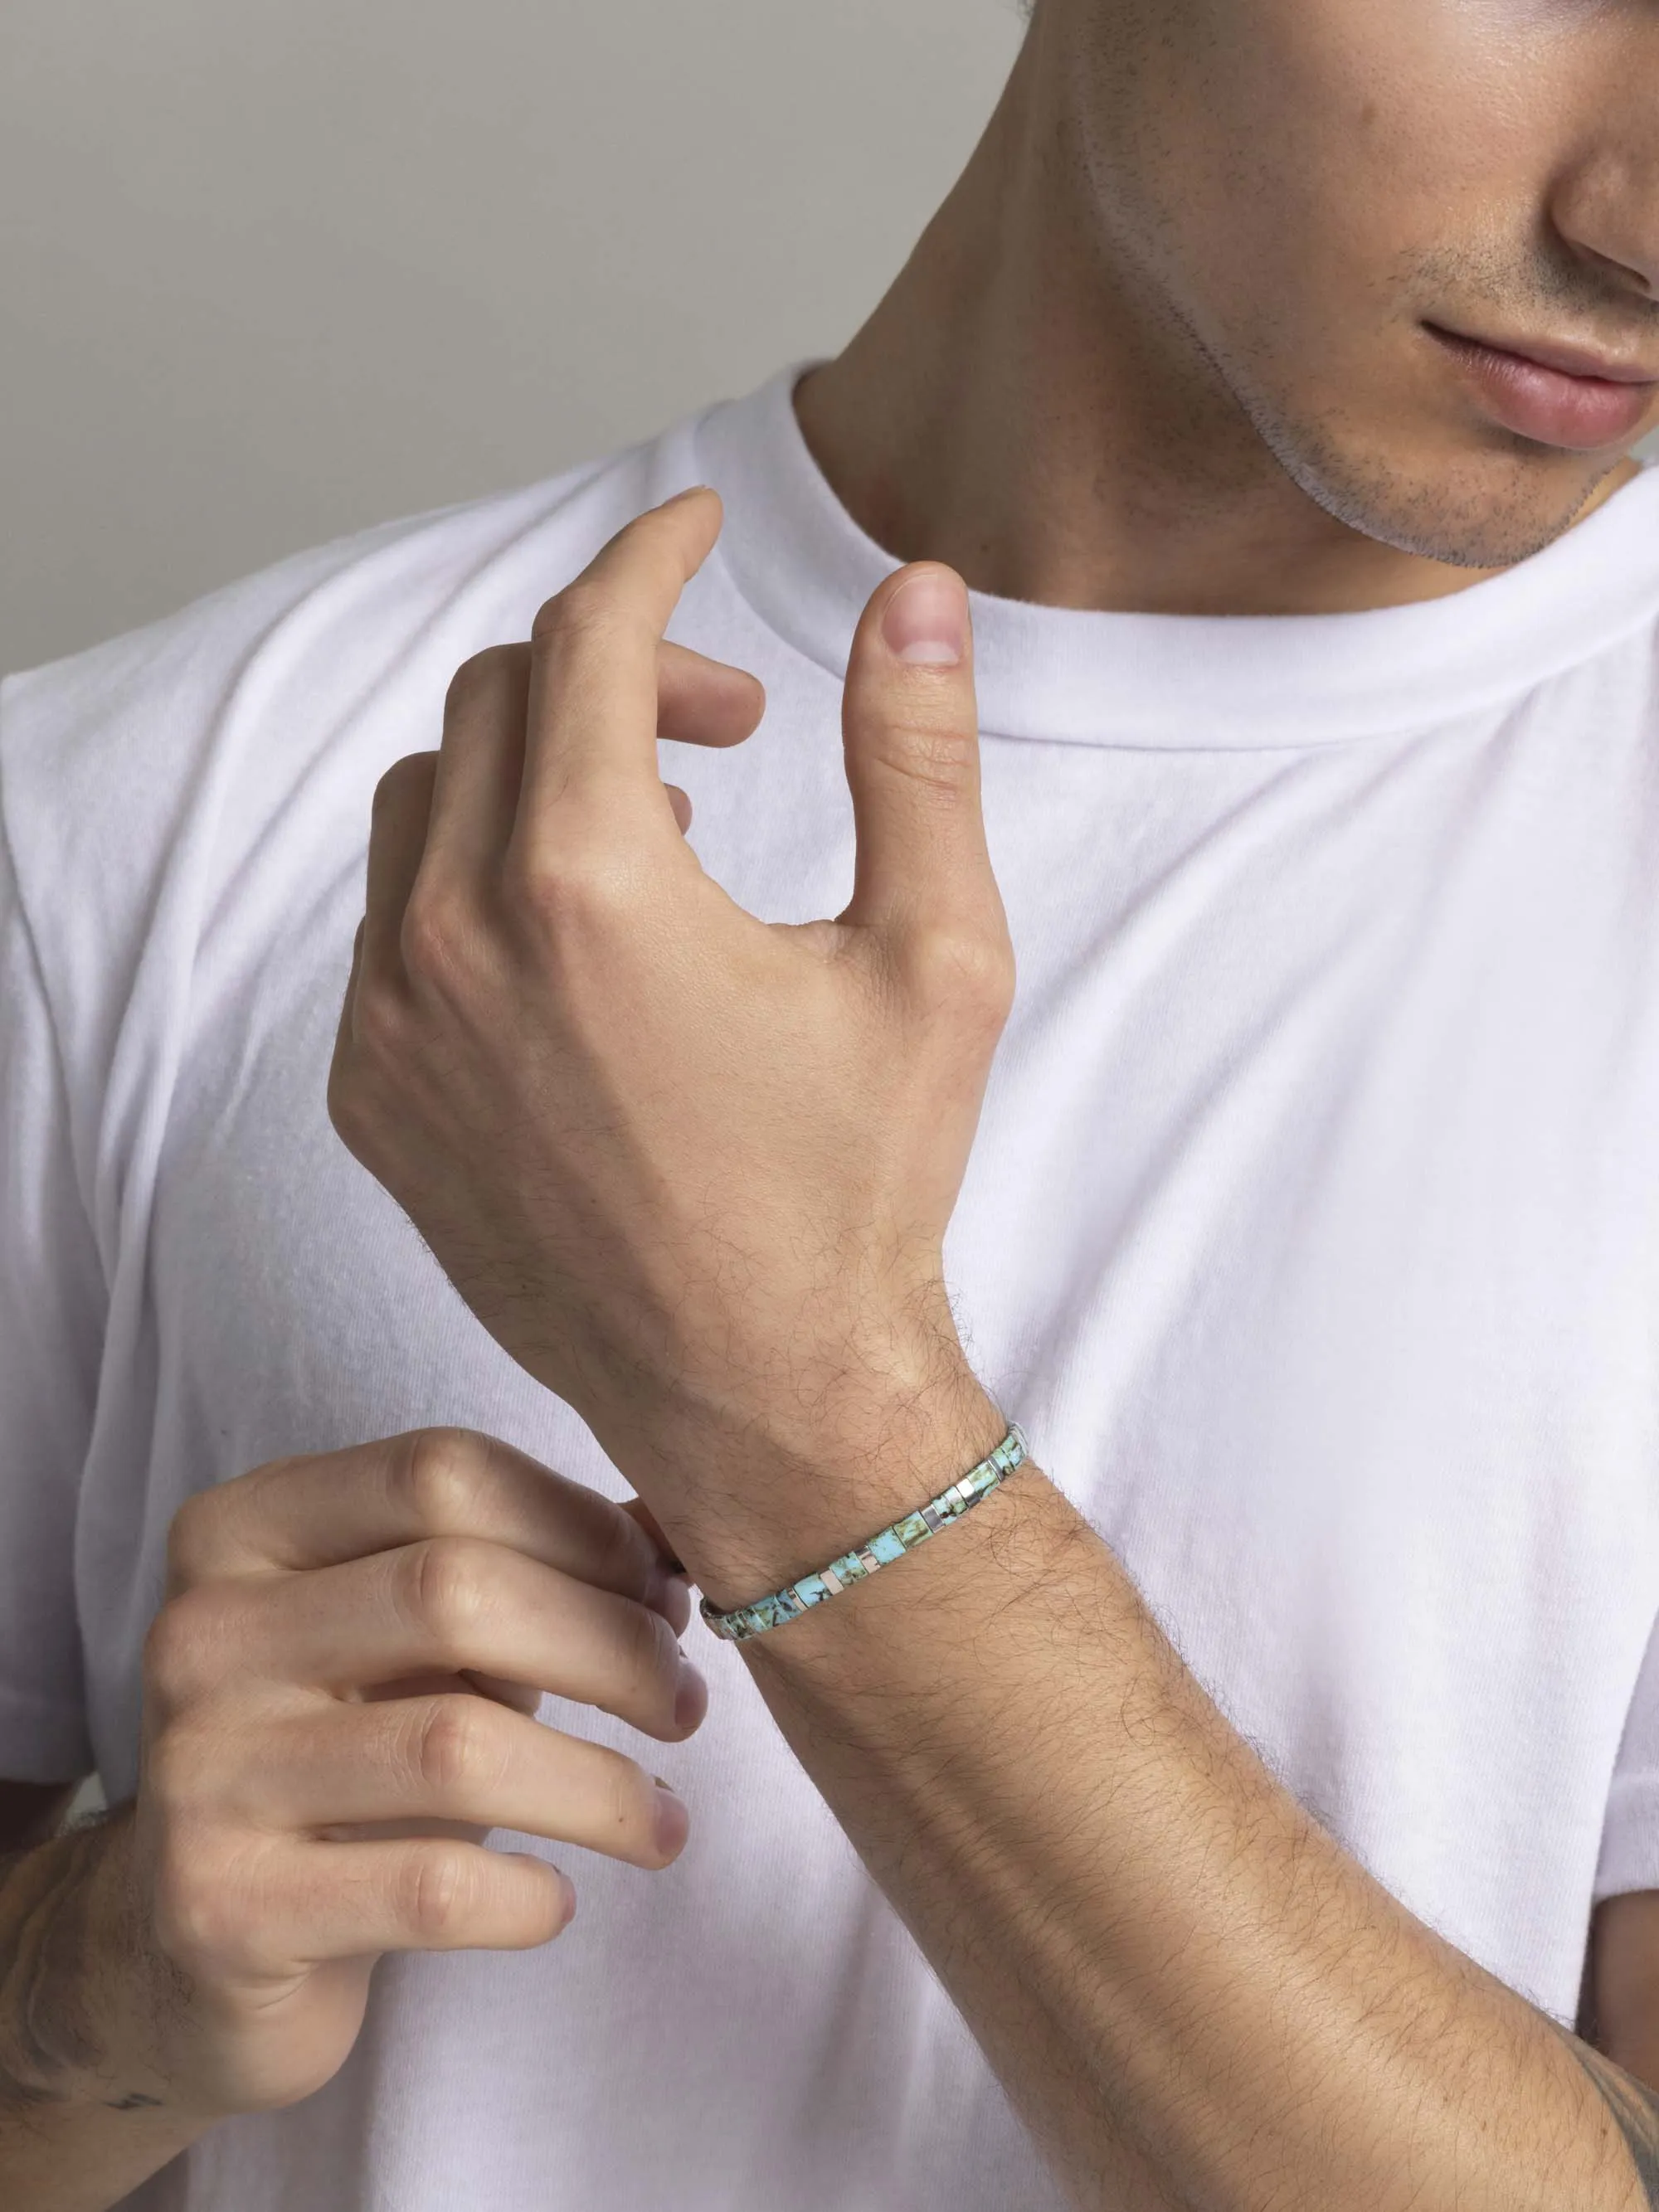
[
  {"xmin": 0, "ymin": 401, "xmax": 727, "ymax": 1115},
  {"xmin": 0, "ymin": 412, "xmax": 705, "ymax": 1018},
  {"xmin": 0, "ymin": 427, "xmax": 674, "ymax": 834}
]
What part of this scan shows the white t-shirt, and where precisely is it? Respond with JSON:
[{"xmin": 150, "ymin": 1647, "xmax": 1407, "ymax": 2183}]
[{"xmin": 5, "ymin": 363, "xmax": 1659, "ymax": 2211}]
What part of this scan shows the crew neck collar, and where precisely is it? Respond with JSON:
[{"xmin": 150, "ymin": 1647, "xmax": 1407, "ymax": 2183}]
[{"xmin": 695, "ymin": 362, "xmax": 1659, "ymax": 751}]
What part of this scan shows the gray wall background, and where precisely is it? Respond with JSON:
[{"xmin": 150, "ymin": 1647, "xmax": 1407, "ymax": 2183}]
[
  {"xmin": 5, "ymin": 4, "xmax": 1654, "ymax": 683},
  {"xmin": 1, "ymin": 0, "xmax": 1025, "ymax": 680}
]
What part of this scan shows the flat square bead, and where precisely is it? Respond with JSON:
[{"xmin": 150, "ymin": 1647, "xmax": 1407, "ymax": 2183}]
[{"xmin": 699, "ymin": 1423, "xmax": 1026, "ymax": 1644}]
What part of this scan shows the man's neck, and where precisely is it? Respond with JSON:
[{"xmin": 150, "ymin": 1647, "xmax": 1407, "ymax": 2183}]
[{"xmin": 793, "ymin": 32, "xmax": 1638, "ymax": 621}]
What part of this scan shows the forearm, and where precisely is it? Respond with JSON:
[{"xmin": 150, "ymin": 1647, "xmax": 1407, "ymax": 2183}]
[
  {"xmin": 736, "ymin": 1458, "xmax": 1650, "ymax": 2212},
  {"xmin": 0, "ymin": 1806, "xmax": 213, "ymax": 2212}
]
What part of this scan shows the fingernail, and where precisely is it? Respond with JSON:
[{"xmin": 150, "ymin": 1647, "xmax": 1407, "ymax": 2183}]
[
  {"xmin": 652, "ymin": 1779, "xmax": 690, "ymax": 1858},
  {"xmin": 509, "ymin": 1855, "xmax": 577, "ymax": 1929},
  {"xmin": 882, "ymin": 569, "xmax": 967, "ymax": 667},
  {"xmin": 674, "ymin": 1660, "xmax": 708, "ymax": 1732}
]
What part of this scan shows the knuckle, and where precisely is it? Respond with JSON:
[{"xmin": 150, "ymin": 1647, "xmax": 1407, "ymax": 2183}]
[
  {"xmin": 399, "ymin": 1842, "xmax": 479, "ymax": 1942},
  {"xmin": 392, "ymin": 1428, "xmax": 494, "ymax": 1535},
  {"xmin": 397, "ymin": 884, "xmax": 477, "ymax": 993},
  {"xmin": 591, "ymin": 1506, "xmax": 651, "ymax": 1599},
  {"xmin": 142, "ymin": 1587, "xmax": 233, "ymax": 1708},
  {"xmin": 444, "ymin": 644, "xmax": 523, "ymax": 719},
  {"xmin": 599, "ymin": 1751, "xmax": 653, "ymax": 1848},
  {"xmin": 139, "ymin": 1603, "xmax": 188, "ymax": 1693},
  {"xmin": 503, "ymin": 839, "xmax": 635, "ymax": 938},
  {"xmin": 618, "ymin": 1601, "xmax": 679, "ymax": 1714},
  {"xmin": 151, "ymin": 1830, "xmax": 255, "ymax": 1971},
  {"xmin": 371, "ymin": 751, "xmax": 436, "ymax": 814},
  {"xmin": 868, "ymin": 715, "xmax": 977, "ymax": 798},
  {"xmin": 406, "ymin": 1695, "xmax": 504, "ymax": 1798},
  {"xmin": 343, "ymin": 971, "xmax": 411, "ymax": 1066},
  {"xmin": 143, "ymin": 1717, "xmax": 216, "ymax": 1817},
  {"xmin": 149, "ymin": 1845, "xmax": 212, "ymax": 1959},
  {"xmin": 907, "ymin": 923, "xmax": 1016, "ymax": 1020},
  {"xmin": 163, "ymin": 1488, "xmax": 221, "ymax": 1589},
  {"xmin": 530, "ymin": 580, "xmax": 621, "ymax": 650},
  {"xmin": 398, "ymin": 1535, "xmax": 492, "ymax": 1654}
]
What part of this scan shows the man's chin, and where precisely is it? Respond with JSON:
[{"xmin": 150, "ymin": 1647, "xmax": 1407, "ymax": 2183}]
[{"xmin": 1284, "ymin": 427, "xmax": 1637, "ymax": 576}]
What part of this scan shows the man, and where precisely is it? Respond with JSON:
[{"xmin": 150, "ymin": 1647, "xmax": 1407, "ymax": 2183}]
[{"xmin": 4, "ymin": 0, "xmax": 1659, "ymax": 2204}]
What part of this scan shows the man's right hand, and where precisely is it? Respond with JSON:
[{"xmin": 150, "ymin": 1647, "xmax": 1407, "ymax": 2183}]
[{"xmin": 75, "ymin": 1428, "xmax": 706, "ymax": 2128}]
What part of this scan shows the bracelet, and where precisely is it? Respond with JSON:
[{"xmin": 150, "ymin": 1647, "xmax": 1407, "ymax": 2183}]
[{"xmin": 698, "ymin": 1422, "xmax": 1029, "ymax": 1643}]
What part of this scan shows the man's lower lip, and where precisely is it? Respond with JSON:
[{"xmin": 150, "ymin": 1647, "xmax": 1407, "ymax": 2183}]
[{"xmin": 1425, "ymin": 325, "xmax": 1656, "ymax": 450}]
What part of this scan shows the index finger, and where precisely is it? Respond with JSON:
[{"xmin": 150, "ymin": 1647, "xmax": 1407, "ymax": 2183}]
[
  {"xmin": 514, "ymin": 485, "xmax": 725, "ymax": 845},
  {"xmin": 165, "ymin": 1428, "xmax": 681, "ymax": 1619}
]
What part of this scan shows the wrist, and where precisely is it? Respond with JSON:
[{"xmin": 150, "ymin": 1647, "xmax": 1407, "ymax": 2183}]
[
  {"xmin": 739, "ymin": 1449, "xmax": 1073, "ymax": 1695},
  {"xmin": 0, "ymin": 1809, "xmax": 156, "ymax": 2109},
  {"xmin": 652, "ymin": 1361, "xmax": 1009, "ymax": 1614}
]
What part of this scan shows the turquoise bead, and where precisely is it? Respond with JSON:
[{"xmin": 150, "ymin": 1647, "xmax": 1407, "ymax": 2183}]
[{"xmin": 699, "ymin": 1424, "xmax": 1029, "ymax": 1644}]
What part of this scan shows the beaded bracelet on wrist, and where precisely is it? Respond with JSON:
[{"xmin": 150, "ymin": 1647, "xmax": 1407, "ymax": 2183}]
[{"xmin": 698, "ymin": 1421, "xmax": 1029, "ymax": 1644}]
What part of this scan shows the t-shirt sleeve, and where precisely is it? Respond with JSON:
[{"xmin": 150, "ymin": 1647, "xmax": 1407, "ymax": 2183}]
[
  {"xmin": 1594, "ymin": 1602, "xmax": 1659, "ymax": 1903},
  {"xmin": 0, "ymin": 799, "xmax": 104, "ymax": 1783}
]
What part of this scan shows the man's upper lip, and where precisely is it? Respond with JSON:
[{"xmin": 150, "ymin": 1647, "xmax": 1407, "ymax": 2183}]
[{"xmin": 1427, "ymin": 321, "xmax": 1659, "ymax": 386}]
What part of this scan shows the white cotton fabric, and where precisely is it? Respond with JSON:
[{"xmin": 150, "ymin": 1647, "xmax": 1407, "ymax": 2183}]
[{"xmin": 4, "ymin": 363, "xmax": 1659, "ymax": 2210}]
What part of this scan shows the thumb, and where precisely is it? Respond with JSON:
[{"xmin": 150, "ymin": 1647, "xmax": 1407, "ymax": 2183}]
[{"xmin": 839, "ymin": 563, "xmax": 999, "ymax": 948}]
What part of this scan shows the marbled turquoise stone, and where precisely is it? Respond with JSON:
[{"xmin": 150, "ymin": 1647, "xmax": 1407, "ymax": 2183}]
[{"xmin": 698, "ymin": 1422, "xmax": 1029, "ymax": 1643}]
